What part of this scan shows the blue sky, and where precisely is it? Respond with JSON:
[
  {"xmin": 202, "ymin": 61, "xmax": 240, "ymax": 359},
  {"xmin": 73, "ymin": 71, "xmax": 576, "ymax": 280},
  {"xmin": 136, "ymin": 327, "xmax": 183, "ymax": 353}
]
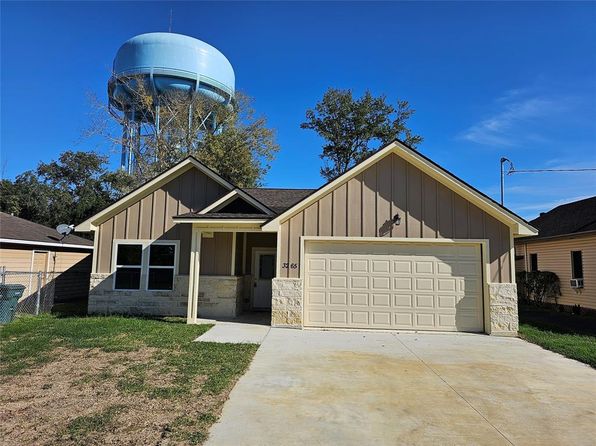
[{"xmin": 1, "ymin": 1, "xmax": 595, "ymax": 220}]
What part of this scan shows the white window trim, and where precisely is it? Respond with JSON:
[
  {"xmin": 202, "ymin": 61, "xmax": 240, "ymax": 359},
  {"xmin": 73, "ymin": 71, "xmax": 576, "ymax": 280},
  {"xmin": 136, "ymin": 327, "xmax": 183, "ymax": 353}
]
[{"xmin": 111, "ymin": 239, "xmax": 180, "ymax": 291}]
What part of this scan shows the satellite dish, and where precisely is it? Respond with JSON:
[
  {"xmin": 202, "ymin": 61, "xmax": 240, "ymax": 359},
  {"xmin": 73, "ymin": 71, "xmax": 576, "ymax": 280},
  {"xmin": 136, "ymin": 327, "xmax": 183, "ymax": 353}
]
[{"xmin": 56, "ymin": 224, "xmax": 74, "ymax": 238}]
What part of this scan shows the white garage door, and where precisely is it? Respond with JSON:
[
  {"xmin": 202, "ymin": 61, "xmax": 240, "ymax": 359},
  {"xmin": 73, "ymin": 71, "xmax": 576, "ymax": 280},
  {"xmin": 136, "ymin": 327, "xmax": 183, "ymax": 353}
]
[{"xmin": 304, "ymin": 241, "xmax": 484, "ymax": 332}]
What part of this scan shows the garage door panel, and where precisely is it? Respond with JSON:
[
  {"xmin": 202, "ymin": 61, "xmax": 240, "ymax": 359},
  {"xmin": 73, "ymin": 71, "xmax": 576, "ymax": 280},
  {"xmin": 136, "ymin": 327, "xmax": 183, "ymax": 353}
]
[
  {"xmin": 394, "ymin": 277, "xmax": 413, "ymax": 291},
  {"xmin": 351, "ymin": 293, "xmax": 369, "ymax": 306},
  {"xmin": 307, "ymin": 310, "xmax": 326, "ymax": 323},
  {"xmin": 329, "ymin": 259, "xmax": 348, "ymax": 272},
  {"xmin": 415, "ymin": 278, "xmax": 434, "ymax": 291},
  {"xmin": 308, "ymin": 258, "xmax": 326, "ymax": 272},
  {"xmin": 305, "ymin": 242, "xmax": 483, "ymax": 332},
  {"xmin": 394, "ymin": 294, "xmax": 413, "ymax": 307},
  {"xmin": 394, "ymin": 312, "xmax": 414, "ymax": 327},
  {"xmin": 415, "ymin": 261, "xmax": 434, "ymax": 274},
  {"xmin": 372, "ymin": 312, "xmax": 391, "ymax": 326},
  {"xmin": 329, "ymin": 275, "xmax": 347, "ymax": 288},
  {"xmin": 329, "ymin": 292, "xmax": 348, "ymax": 305},
  {"xmin": 329, "ymin": 311, "xmax": 347, "ymax": 324},
  {"xmin": 393, "ymin": 260, "xmax": 412, "ymax": 273},
  {"xmin": 415, "ymin": 294, "xmax": 435, "ymax": 308},
  {"xmin": 438, "ymin": 295, "xmax": 457, "ymax": 308},
  {"xmin": 308, "ymin": 291, "xmax": 326, "ymax": 305},
  {"xmin": 372, "ymin": 293, "xmax": 391, "ymax": 307},
  {"xmin": 372, "ymin": 276, "xmax": 391, "ymax": 290},
  {"xmin": 351, "ymin": 311, "xmax": 369, "ymax": 324},
  {"xmin": 309, "ymin": 275, "xmax": 326, "ymax": 288},
  {"xmin": 350, "ymin": 259, "xmax": 368, "ymax": 272},
  {"xmin": 350, "ymin": 276, "xmax": 369, "ymax": 289},
  {"xmin": 416, "ymin": 313, "xmax": 435, "ymax": 328}
]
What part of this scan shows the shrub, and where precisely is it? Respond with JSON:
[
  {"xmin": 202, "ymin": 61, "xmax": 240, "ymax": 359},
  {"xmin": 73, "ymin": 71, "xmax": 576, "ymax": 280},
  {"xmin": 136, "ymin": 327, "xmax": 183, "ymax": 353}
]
[
  {"xmin": 516, "ymin": 271, "xmax": 561, "ymax": 305},
  {"xmin": 572, "ymin": 304, "xmax": 582, "ymax": 315}
]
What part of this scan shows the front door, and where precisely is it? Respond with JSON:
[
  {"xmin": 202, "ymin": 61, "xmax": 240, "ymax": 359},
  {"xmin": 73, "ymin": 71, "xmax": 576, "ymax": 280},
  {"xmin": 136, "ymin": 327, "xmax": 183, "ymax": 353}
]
[{"xmin": 252, "ymin": 249, "xmax": 275, "ymax": 309}]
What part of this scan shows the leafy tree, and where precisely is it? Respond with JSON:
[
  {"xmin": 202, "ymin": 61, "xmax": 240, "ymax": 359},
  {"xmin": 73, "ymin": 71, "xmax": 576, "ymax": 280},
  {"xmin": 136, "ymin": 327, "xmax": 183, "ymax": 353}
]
[
  {"xmin": 88, "ymin": 83, "xmax": 278, "ymax": 187},
  {"xmin": 301, "ymin": 88, "xmax": 423, "ymax": 180},
  {"xmin": 0, "ymin": 151, "xmax": 133, "ymax": 228}
]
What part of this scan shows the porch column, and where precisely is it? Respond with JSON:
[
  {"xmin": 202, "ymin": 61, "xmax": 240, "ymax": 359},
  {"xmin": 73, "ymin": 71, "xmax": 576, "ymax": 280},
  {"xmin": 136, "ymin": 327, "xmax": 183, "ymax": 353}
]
[{"xmin": 186, "ymin": 226, "xmax": 202, "ymax": 324}]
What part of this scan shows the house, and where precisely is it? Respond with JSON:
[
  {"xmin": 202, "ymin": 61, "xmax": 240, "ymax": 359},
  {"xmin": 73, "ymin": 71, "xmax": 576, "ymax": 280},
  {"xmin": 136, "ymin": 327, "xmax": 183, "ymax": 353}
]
[
  {"xmin": 515, "ymin": 196, "xmax": 596, "ymax": 310},
  {"xmin": 75, "ymin": 141, "xmax": 537, "ymax": 335},
  {"xmin": 0, "ymin": 212, "xmax": 93, "ymax": 306}
]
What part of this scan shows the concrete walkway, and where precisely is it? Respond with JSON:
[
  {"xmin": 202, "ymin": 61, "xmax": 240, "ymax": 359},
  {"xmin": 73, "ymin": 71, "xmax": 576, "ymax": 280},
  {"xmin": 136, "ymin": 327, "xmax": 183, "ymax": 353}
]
[
  {"xmin": 207, "ymin": 329, "xmax": 596, "ymax": 446},
  {"xmin": 195, "ymin": 313, "xmax": 270, "ymax": 344}
]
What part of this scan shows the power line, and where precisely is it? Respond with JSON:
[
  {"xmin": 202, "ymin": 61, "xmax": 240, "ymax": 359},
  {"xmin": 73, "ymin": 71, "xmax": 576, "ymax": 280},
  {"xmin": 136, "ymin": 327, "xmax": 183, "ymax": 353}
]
[{"xmin": 509, "ymin": 167, "xmax": 596, "ymax": 174}]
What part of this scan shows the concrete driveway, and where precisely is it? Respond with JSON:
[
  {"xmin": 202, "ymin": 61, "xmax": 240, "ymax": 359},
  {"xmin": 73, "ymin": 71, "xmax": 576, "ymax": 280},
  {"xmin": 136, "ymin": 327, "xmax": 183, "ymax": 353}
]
[{"xmin": 207, "ymin": 329, "xmax": 596, "ymax": 446}]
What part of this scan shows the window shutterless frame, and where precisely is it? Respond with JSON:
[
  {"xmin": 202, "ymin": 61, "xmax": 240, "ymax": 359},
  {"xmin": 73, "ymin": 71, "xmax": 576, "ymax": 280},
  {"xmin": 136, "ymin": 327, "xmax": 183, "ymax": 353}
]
[
  {"xmin": 571, "ymin": 250, "xmax": 583, "ymax": 280},
  {"xmin": 146, "ymin": 243, "xmax": 178, "ymax": 291},
  {"xmin": 111, "ymin": 240, "xmax": 179, "ymax": 291},
  {"xmin": 113, "ymin": 242, "xmax": 143, "ymax": 291}
]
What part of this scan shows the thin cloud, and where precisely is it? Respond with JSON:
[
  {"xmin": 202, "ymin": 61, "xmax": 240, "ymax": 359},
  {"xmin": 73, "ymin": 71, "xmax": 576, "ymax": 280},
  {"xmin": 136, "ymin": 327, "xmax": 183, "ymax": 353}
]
[{"xmin": 460, "ymin": 96, "xmax": 560, "ymax": 146}]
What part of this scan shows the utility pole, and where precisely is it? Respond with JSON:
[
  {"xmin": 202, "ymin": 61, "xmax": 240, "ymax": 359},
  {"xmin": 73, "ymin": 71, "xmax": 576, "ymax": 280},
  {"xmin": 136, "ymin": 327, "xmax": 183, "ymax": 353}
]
[{"xmin": 500, "ymin": 157, "xmax": 513, "ymax": 206}]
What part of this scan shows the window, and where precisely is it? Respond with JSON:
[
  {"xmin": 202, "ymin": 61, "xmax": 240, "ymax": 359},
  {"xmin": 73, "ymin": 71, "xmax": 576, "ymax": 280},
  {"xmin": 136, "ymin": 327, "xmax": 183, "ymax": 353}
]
[
  {"xmin": 148, "ymin": 244, "xmax": 176, "ymax": 290},
  {"xmin": 113, "ymin": 241, "xmax": 178, "ymax": 291},
  {"xmin": 259, "ymin": 254, "xmax": 275, "ymax": 280},
  {"xmin": 530, "ymin": 253, "xmax": 538, "ymax": 272},
  {"xmin": 114, "ymin": 244, "xmax": 143, "ymax": 290},
  {"xmin": 571, "ymin": 251, "xmax": 583, "ymax": 279}
]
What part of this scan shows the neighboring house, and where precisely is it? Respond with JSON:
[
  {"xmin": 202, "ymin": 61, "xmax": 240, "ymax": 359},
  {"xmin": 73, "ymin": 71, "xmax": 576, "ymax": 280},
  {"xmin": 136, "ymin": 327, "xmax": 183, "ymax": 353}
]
[
  {"xmin": 76, "ymin": 141, "xmax": 537, "ymax": 335},
  {"xmin": 515, "ymin": 196, "xmax": 596, "ymax": 310},
  {"xmin": 0, "ymin": 212, "xmax": 93, "ymax": 304}
]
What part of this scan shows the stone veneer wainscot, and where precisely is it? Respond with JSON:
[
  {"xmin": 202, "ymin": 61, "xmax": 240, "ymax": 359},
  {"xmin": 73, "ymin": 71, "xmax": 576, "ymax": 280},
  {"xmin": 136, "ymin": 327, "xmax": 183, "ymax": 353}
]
[
  {"xmin": 271, "ymin": 278, "xmax": 303, "ymax": 328},
  {"xmin": 88, "ymin": 273, "xmax": 189, "ymax": 316}
]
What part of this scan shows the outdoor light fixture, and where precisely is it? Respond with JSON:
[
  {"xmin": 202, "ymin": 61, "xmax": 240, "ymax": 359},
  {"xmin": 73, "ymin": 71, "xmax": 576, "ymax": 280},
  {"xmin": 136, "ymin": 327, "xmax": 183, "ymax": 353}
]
[{"xmin": 392, "ymin": 213, "xmax": 401, "ymax": 226}]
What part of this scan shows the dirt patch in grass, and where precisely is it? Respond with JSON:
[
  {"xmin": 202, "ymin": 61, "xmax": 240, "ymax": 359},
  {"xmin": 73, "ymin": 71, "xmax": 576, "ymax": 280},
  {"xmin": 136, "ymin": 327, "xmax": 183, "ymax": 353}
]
[{"xmin": 0, "ymin": 347, "xmax": 239, "ymax": 445}]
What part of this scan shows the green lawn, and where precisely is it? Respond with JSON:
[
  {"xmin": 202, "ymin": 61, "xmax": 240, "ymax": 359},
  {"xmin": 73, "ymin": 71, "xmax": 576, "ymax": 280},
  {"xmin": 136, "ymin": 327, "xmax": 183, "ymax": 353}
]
[
  {"xmin": 0, "ymin": 314, "xmax": 258, "ymax": 445},
  {"xmin": 519, "ymin": 305, "xmax": 596, "ymax": 368}
]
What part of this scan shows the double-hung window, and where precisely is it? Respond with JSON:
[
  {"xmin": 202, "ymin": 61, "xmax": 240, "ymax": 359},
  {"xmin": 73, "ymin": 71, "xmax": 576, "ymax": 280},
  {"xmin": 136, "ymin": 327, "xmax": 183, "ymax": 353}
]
[
  {"xmin": 113, "ymin": 241, "xmax": 178, "ymax": 291},
  {"xmin": 114, "ymin": 244, "xmax": 143, "ymax": 290},
  {"xmin": 148, "ymin": 244, "xmax": 176, "ymax": 290}
]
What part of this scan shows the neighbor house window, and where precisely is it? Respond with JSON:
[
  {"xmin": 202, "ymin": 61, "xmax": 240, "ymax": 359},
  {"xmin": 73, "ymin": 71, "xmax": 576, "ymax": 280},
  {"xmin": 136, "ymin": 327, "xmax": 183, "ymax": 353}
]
[
  {"xmin": 571, "ymin": 251, "xmax": 583, "ymax": 279},
  {"xmin": 113, "ymin": 241, "xmax": 178, "ymax": 291},
  {"xmin": 148, "ymin": 244, "xmax": 176, "ymax": 290},
  {"xmin": 114, "ymin": 244, "xmax": 143, "ymax": 290},
  {"xmin": 530, "ymin": 253, "xmax": 538, "ymax": 272}
]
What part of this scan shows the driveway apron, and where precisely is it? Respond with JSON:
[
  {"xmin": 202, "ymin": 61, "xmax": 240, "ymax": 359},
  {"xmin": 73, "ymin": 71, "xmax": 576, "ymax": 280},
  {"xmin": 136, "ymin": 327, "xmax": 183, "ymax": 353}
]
[{"xmin": 207, "ymin": 329, "xmax": 596, "ymax": 446}]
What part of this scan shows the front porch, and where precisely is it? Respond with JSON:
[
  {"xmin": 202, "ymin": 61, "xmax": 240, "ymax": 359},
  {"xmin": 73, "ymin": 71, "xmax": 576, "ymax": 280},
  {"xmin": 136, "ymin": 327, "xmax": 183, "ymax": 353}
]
[{"xmin": 183, "ymin": 223, "xmax": 277, "ymax": 324}]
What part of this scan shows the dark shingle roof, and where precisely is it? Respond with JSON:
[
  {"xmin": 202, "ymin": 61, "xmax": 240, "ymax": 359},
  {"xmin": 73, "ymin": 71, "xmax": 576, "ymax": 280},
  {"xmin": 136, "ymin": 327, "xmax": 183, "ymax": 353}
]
[
  {"xmin": 524, "ymin": 196, "xmax": 596, "ymax": 240},
  {"xmin": 242, "ymin": 188, "xmax": 315, "ymax": 214},
  {"xmin": 0, "ymin": 212, "xmax": 93, "ymax": 247}
]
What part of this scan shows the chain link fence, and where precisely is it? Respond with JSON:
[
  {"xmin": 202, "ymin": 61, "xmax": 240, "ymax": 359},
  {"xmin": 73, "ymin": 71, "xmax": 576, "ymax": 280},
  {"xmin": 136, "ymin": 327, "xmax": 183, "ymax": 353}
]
[{"xmin": 0, "ymin": 268, "xmax": 56, "ymax": 317}]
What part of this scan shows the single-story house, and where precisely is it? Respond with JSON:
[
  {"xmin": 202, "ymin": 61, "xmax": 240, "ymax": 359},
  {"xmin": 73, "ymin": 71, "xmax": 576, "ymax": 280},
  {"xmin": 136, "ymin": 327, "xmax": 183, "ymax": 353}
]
[
  {"xmin": 515, "ymin": 196, "xmax": 595, "ymax": 310},
  {"xmin": 76, "ymin": 141, "xmax": 537, "ymax": 335},
  {"xmin": 0, "ymin": 212, "xmax": 93, "ymax": 305}
]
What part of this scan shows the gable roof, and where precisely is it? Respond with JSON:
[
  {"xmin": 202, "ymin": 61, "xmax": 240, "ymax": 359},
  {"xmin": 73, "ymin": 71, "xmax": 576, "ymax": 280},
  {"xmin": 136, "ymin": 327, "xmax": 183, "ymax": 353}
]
[
  {"xmin": 75, "ymin": 156, "xmax": 260, "ymax": 232},
  {"xmin": 520, "ymin": 196, "xmax": 596, "ymax": 241},
  {"xmin": 0, "ymin": 212, "xmax": 93, "ymax": 249},
  {"xmin": 261, "ymin": 140, "xmax": 538, "ymax": 236},
  {"xmin": 242, "ymin": 188, "xmax": 315, "ymax": 214}
]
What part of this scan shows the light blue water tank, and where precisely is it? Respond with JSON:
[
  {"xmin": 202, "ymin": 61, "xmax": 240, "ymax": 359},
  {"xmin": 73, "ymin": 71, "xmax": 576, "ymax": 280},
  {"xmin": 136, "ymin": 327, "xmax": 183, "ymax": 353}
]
[{"xmin": 109, "ymin": 32, "xmax": 235, "ymax": 116}]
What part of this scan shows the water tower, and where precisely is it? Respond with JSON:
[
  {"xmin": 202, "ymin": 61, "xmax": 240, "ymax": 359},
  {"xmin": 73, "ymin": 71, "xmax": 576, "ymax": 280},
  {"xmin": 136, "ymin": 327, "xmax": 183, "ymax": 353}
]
[{"xmin": 108, "ymin": 32, "xmax": 235, "ymax": 173}]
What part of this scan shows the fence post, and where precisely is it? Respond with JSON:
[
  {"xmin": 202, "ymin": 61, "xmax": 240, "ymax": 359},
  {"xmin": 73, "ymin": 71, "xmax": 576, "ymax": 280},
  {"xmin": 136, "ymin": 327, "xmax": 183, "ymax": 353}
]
[
  {"xmin": 0, "ymin": 266, "xmax": 5, "ymax": 284},
  {"xmin": 35, "ymin": 271, "xmax": 42, "ymax": 315}
]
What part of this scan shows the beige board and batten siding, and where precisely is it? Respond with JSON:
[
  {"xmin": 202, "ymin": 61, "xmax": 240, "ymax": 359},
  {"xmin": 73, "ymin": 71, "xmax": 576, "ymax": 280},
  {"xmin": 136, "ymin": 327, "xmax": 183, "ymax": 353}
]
[
  {"xmin": 516, "ymin": 233, "xmax": 596, "ymax": 309},
  {"xmin": 279, "ymin": 153, "xmax": 512, "ymax": 282},
  {"xmin": 95, "ymin": 167, "xmax": 230, "ymax": 276}
]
